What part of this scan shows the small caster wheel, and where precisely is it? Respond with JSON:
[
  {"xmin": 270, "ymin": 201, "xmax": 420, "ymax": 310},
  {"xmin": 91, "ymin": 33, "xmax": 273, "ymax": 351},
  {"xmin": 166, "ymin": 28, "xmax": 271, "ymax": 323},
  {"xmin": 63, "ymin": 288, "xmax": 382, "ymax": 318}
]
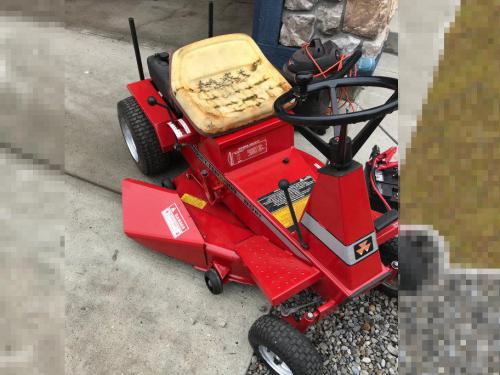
[
  {"xmin": 161, "ymin": 177, "xmax": 176, "ymax": 190},
  {"xmin": 204, "ymin": 268, "xmax": 223, "ymax": 295}
]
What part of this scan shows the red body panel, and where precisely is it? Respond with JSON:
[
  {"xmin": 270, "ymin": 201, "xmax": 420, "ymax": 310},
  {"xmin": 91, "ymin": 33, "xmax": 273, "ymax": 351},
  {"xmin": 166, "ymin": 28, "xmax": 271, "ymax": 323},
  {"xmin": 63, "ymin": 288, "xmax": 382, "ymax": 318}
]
[
  {"xmin": 305, "ymin": 166, "xmax": 375, "ymax": 245},
  {"xmin": 122, "ymin": 178, "xmax": 206, "ymax": 268}
]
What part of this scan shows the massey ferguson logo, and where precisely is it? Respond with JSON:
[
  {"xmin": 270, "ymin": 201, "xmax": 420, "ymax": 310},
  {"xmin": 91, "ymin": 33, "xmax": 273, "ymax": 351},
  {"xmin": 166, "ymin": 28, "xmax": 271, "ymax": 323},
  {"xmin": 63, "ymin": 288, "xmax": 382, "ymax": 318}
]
[{"xmin": 354, "ymin": 237, "xmax": 374, "ymax": 260}]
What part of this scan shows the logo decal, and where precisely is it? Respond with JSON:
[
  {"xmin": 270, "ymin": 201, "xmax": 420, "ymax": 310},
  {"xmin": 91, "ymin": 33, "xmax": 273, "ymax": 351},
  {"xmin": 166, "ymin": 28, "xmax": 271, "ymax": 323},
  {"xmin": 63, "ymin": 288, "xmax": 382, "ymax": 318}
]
[{"xmin": 354, "ymin": 237, "xmax": 374, "ymax": 260}]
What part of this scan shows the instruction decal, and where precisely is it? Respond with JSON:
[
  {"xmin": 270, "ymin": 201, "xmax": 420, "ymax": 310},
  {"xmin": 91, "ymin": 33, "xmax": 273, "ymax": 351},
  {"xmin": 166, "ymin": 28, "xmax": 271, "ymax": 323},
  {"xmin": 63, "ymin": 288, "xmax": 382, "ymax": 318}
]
[
  {"xmin": 227, "ymin": 138, "xmax": 268, "ymax": 166},
  {"xmin": 257, "ymin": 175, "xmax": 315, "ymax": 231},
  {"xmin": 161, "ymin": 203, "xmax": 189, "ymax": 238}
]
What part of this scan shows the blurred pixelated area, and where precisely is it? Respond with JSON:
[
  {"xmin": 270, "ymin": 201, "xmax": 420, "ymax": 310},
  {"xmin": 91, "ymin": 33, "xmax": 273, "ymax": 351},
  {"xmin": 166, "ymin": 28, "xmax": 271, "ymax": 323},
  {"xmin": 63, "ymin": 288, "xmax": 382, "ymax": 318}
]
[
  {"xmin": 399, "ymin": 227, "xmax": 500, "ymax": 374},
  {"xmin": 399, "ymin": 0, "xmax": 500, "ymax": 374},
  {"xmin": 400, "ymin": 1, "xmax": 499, "ymax": 268},
  {"xmin": 0, "ymin": 4, "xmax": 64, "ymax": 167},
  {"xmin": 1, "ymin": 1, "xmax": 64, "ymax": 374},
  {"xmin": 0, "ymin": 147, "xmax": 65, "ymax": 375}
]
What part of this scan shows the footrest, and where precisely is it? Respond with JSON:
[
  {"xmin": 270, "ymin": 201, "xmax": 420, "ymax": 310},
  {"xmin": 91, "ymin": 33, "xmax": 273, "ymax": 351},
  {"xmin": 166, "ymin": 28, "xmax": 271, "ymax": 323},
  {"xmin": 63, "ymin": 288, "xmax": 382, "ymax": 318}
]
[
  {"xmin": 235, "ymin": 236, "xmax": 320, "ymax": 305},
  {"xmin": 374, "ymin": 209, "xmax": 399, "ymax": 232}
]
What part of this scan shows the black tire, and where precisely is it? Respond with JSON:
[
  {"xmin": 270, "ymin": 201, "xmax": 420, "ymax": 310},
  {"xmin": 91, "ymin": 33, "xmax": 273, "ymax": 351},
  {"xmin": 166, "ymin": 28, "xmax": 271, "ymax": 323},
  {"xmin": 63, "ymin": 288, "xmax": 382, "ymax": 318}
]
[
  {"xmin": 377, "ymin": 237, "xmax": 398, "ymax": 298},
  {"xmin": 117, "ymin": 96, "xmax": 170, "ymax": 175},
  {"xmin": 204, "ymin": 268, "xmax": 223, "ymax": 295},
  {"xmin": 249, "ymin": 315, "xmax": 323, "ymax": 375}
]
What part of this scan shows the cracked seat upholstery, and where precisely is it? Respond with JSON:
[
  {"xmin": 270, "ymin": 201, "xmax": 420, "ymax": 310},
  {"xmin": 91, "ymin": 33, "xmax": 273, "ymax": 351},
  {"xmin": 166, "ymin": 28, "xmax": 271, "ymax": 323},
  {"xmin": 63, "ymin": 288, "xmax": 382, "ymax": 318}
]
[{"xmin": 170, "ymin": 34, "xmax": 291, "ymax": 136}]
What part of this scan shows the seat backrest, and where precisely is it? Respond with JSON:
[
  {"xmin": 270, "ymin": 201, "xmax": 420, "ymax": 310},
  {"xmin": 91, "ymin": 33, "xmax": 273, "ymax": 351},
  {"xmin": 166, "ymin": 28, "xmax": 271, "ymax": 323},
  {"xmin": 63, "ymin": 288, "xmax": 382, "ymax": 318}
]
[{"xmin": 170, "ymin": 34, "xmax": 291, "ymax": 137}]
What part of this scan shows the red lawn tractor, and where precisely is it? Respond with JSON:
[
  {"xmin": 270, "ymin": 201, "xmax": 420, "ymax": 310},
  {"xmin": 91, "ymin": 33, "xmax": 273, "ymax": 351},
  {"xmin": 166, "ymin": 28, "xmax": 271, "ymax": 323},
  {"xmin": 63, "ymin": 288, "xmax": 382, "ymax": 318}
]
[{"xmin": 118, "ymin": 18, "xmax": 399, "ymax": 375}]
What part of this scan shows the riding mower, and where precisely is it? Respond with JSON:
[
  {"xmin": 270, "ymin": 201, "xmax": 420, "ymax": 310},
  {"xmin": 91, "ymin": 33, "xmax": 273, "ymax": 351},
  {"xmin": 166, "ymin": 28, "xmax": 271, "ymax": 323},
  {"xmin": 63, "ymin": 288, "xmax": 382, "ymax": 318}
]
[{"xmin": 118, "ymin": 17, "xmax": 399, "ymax": 375}]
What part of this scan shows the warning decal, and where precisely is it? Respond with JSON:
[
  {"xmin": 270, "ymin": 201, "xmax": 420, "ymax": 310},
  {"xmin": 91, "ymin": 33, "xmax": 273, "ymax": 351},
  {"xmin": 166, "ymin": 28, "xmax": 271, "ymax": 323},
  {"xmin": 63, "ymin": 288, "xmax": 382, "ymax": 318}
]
[
  {"xmin": 161, "ymin": 203, "xmax": 189, "ymax": 238},
  {"xmin": 257, "ymin": 175, "xmax": 315, "ymax": 231},
  {"xmin": 181, "ymin": 193, "xmax": 207, "ymax": 209},
  {"xmin": 228, "ymin": 138, "xmax": 268, "ymax": 166}
]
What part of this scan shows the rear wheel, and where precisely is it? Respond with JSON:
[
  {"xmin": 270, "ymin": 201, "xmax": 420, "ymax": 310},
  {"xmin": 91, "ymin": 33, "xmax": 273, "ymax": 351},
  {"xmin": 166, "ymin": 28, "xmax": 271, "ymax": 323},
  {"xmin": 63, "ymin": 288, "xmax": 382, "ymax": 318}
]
[
  {"xmin": 117, "ymin": 96, "xmax": 170, "ymax": 175},
  {"xmin": 377, "ymin": 237, "xmax": 398, "ymax": 298},
  {"xmin": 249, "ymin": 315, "xmax": 323, "ymax": 375}
]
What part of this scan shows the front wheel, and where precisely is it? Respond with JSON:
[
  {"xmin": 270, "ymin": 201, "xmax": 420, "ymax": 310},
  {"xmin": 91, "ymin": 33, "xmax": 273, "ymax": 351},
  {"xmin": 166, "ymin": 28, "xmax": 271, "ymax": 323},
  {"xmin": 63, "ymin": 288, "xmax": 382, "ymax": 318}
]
[{"xmin": 249, "ymin": 315, "xmax": 323, "ymax": 375}]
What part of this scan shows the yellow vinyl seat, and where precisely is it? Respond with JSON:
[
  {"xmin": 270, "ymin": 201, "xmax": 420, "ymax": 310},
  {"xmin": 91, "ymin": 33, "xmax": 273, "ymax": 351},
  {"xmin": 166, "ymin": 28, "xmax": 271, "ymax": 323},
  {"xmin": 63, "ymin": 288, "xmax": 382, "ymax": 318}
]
[{"xmin": 170, "ymin": 34, "xmax": 291, "ymax": 136}]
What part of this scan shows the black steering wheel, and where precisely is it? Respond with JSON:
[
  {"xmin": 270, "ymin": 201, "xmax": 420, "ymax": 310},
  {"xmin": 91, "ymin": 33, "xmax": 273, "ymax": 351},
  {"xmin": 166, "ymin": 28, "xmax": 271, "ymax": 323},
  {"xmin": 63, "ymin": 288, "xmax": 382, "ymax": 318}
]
[{"xmin": 274, "ymin": 75, "xmax": 398, "ymax": 128}]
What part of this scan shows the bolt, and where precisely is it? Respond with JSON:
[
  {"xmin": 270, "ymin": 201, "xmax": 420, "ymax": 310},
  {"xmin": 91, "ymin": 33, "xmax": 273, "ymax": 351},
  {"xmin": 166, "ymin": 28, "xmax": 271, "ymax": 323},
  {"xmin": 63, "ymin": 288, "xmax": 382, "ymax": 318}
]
[
  {"xmin": 391, "ymin": 260, "xmax": 399, "ymax": 270},
  {"xmin": 307, "ymin": 312, "xmax": 314, "ymax": 319}
]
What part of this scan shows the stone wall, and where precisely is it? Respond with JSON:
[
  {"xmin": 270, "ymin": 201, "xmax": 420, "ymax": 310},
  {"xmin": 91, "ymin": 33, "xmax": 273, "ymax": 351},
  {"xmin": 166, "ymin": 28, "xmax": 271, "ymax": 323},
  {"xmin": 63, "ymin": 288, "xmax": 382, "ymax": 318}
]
[{"xmin": 280, "ymin": 0, "xmax": 398, "ymax": 59}]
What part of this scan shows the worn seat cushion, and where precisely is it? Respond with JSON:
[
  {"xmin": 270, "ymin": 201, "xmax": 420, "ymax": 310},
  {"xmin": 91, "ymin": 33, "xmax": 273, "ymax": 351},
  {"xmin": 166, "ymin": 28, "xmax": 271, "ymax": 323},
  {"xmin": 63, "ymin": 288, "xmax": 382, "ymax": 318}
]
[{"xmin": 170, "ymin": 33, "xmax": 291, "ymax": 136}]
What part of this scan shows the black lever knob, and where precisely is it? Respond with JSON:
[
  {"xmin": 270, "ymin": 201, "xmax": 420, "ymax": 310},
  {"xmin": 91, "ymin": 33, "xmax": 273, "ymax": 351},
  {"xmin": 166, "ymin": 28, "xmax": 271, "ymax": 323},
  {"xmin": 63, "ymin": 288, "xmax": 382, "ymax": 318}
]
[
  {"xmin": 147, "ymin": 96, "xmax": 157, "ymax": 106},
  {"xmin": 278, "ymin": 179, "xmax": 290, "ymax": 191}
]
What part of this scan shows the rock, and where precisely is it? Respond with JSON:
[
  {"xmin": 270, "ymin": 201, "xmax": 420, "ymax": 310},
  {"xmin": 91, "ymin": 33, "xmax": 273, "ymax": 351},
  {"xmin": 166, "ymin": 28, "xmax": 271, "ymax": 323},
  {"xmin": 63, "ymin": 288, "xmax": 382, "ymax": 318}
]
[
  {"xmin": 329, "ymin": 33, "xmax": 361, "ymax": 53},
  {"xmin": 280, "ymin": 13, "xmax": 316, "ymax": 47},
  {"xmin": 284, "ymin": 0, "xmax": 318, "ymax": 11},
  {"xmin": 387, "ymin": 343, "xmax": 398, "ymax": 357},
  {"xmin": 361, "ymin": 357, "xmax": 371, "ymax": 364},
  {"xmin": 343, "ymin": 0, "xmax": 397, "ymax": 39},
  {"xmin": 381, "ymin": 358, "xmax": 386, "ymax": 368},
  {"xmin": 362, "ymin": 322, "xmax": 371, "ymax": 331},
  {"xmin": 351, "ymin": 364, "xmax": 361, "ymax": 375},
  {"xmin": 362, "ymin": 26, "xmax": 389, "ymax": 57},
  {"xmin": 315, "ymin": 2, "xmax": 344, "ymax": 35},
  {"xmin": 360, "ymin": 371, "xmax": 369, "ymax": 375}
]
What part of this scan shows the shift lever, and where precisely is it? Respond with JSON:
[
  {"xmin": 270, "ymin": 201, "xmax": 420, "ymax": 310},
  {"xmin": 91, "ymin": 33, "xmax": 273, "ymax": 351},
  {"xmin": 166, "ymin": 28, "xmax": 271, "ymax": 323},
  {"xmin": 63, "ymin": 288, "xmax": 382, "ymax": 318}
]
[{"xmin": 279, "ymin": 179, "xmax": 309, "ymax": 249}]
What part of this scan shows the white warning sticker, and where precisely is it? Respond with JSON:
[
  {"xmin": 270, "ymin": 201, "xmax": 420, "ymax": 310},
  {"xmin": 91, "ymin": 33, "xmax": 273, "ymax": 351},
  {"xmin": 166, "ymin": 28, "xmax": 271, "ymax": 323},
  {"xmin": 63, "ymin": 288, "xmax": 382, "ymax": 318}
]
[
  {"xmin": 227, "ymin": 138, "xmax": 268, "ymax": 166},
  {"xmin": 161, "ymin": 203, "xmax": 189, "ymax": 238}
]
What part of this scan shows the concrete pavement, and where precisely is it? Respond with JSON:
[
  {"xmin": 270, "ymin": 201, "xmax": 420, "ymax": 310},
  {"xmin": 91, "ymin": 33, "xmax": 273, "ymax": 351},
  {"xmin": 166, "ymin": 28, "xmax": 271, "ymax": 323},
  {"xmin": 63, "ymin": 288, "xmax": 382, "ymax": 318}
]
[{"xmin": 65, "ymin": 175, "xmax": 267, "ymax": 375}]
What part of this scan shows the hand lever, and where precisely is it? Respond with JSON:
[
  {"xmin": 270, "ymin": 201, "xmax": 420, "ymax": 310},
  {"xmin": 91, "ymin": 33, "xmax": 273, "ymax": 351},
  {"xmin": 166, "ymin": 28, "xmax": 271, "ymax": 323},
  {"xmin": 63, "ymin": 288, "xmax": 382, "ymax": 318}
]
[
  {"xmin": 279, "ymin": 179, "xmax": 309, "ymax": 249},
  {"xmin": 147, "ymin": 96, "xmax": 175, "ymax": 124},
  {"xmin": 147, "ymin": 96, "xmax": 171, "ymax": 111}
]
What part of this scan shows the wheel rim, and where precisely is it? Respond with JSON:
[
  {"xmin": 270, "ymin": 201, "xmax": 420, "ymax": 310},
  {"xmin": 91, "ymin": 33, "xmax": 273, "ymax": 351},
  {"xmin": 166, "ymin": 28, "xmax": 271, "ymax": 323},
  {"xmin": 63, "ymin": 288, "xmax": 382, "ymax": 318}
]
[
  {"xmin": 119, "ymin": 115, "xmax": 139, "ymax": 162},
  {"xmin": 258, "ymin": 345, "xmax": 293, "ymax": 375}
]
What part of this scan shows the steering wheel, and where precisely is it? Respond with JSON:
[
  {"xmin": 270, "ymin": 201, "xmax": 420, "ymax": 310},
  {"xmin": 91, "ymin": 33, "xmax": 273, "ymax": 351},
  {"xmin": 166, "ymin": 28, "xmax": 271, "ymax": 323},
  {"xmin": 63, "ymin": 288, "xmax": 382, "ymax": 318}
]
[{"xmin": 274, "ymin": 75, "xmax": 398, "ymax": 128}]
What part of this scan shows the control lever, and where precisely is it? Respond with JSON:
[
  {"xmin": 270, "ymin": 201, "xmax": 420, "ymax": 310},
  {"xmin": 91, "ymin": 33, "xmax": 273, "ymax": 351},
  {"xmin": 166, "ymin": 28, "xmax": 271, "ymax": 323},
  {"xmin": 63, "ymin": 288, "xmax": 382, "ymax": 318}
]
[
  {"xmin": 147, "ymin": 96, "xmax": 175, "ymax": 124},
  {"xmin": 147, "ymin": 96, "xmax": 170, "ymax": 111},
  {"xmin": 280, "ymin": 297, "xmax": 321, "ymax": 317},
  {"xmin": 279, "ymin": 179, "xmax": 308, "ymax": 249}
]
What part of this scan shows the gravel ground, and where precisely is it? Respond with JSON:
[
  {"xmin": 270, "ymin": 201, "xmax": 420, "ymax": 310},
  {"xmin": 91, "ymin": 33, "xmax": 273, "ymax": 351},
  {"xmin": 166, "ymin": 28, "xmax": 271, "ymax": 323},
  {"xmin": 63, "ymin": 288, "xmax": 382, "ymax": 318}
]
[{"xmin": 246, "ymin": 290, "xmax": 398, "ymax": 375}]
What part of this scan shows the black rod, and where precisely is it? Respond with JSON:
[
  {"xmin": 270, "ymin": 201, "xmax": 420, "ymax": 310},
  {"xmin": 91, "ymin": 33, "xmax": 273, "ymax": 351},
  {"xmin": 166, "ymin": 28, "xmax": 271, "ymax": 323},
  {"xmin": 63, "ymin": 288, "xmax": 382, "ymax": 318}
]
[
  {"xmin": 351, "ymin": 92, "xmax": 397, "ymax": 156},
  {"xmin": 279, "ymin": 179, "xmax": 309, "ymax": 249},
  {"xmin": 128, "ymin": 17, "xmax": 145, "ymax": 80},
  {"xmin": 208, "ymin": 1, "xmax": 214, "ymax": 38}
]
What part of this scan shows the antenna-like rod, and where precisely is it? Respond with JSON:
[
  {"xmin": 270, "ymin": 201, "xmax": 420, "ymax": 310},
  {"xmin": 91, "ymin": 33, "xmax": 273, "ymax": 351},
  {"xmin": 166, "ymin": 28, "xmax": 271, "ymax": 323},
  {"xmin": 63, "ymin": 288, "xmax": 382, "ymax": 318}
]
[
  {"xmin": 208, "ymin": 1, "xmax": 214, "ymax": 38},
  {"xmin": 128, "ymin": 17, "xmax": 145, "ymax": 81}
]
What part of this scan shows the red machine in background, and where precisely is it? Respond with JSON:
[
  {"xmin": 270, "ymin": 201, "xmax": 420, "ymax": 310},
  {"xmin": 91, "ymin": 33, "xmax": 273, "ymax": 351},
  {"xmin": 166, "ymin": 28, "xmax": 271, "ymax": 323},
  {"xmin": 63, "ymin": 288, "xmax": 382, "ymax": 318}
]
[{"xmin": 118, "ymin": 16, "xmax": 399, "ymax": 375}]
